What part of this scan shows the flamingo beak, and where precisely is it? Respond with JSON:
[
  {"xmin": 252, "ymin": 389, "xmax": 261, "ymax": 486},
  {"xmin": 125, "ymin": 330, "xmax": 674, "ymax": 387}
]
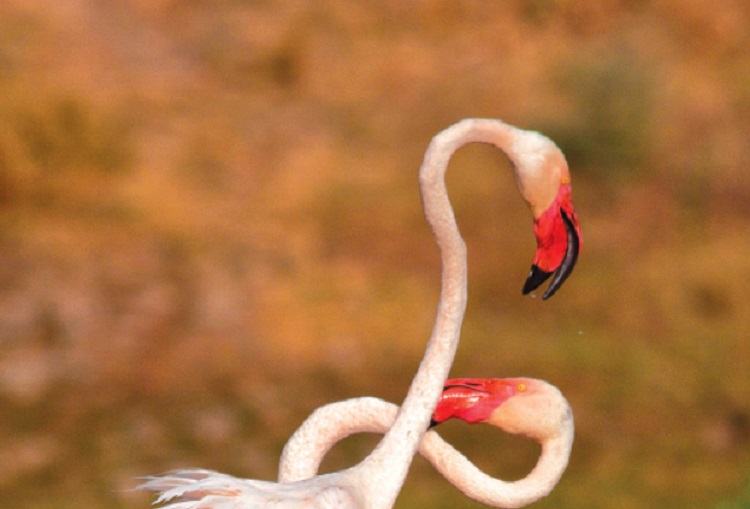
[
  {"xmin": 522, "ymin": 187, "xmax": 581, "ymax": 300},
  {"xmin": 430, "ymin": 382, "xmax": 488, "ymax": 427},
  {"xmin": 430, "ymin": 378, "xmax": 518, "ymax": 427}
]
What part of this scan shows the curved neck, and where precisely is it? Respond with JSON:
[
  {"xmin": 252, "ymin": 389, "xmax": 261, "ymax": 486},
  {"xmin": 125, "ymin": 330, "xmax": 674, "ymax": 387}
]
[
  {"xmin": 279, "ymin": 398, "xmax": 398, "ymax": 483},
  {"xmin": 423, "ymin": 418, "xmax": 574, "ymax": 508},
  {"xmin": 351, "ymin": 119, "xmax": 524, "ymax": 508},
  {"xmin": 281, "ymin": 395, "xmax": 574, "ymax": 508}
]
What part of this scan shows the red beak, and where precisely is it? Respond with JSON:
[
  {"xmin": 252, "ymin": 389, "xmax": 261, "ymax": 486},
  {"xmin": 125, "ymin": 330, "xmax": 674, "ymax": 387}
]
[
  {"xmin": 431, "ymin": 378, "xmax": 522, "ymax": 427},
  {"xmin": 522, "ymin": 183, "xmax": 581, "ymax": 300}
]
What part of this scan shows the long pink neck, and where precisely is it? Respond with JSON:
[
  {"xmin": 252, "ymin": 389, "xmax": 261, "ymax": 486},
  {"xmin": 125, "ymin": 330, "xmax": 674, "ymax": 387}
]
[
  {"xmin": 421, "ymin": 418, "xmax": 574, "ymax": 508},
  {"xmin": 350, "ymin": 119, "xmax": 525, "ymax": 509},
  {"xmin": 281, "ymin": 397, "xmax": 574, "ymax": 508}
]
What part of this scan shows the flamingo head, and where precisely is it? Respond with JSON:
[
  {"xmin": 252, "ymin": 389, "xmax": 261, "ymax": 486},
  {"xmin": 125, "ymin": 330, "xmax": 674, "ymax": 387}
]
[
  {"xmin": 431, "ymin": 377, "xmax": 573, "ymax": 441},
  {"xmin": 506, "ymin": 131, "xmax": 582, "ymax": 300}
]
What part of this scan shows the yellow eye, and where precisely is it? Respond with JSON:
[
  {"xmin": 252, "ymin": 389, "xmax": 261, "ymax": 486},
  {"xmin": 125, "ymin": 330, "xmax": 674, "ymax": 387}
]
[
  {"xmin": 516, "ymin": 383, "xmax": 527, "ymax": 392},
  {"xmin": 561, "ymin": 176, "xmax": 570, "ymax": 185}
]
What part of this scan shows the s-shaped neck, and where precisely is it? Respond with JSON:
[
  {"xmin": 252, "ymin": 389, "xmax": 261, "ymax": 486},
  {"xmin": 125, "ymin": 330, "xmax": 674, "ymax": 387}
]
[{"xmin": 352, "ymin": 119, "xmax": 528, "ymax": 508}]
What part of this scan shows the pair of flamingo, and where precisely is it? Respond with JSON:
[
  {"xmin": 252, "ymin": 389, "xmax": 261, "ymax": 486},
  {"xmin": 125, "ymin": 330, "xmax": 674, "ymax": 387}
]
[{"xmin": 138, "ymin": 118, "xmax": 582, "ymax": 508}]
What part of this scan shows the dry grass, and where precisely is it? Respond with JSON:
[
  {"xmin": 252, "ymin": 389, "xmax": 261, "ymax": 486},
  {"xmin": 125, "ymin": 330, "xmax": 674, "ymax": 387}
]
[{"xmin": 1, "ymin": 1, "xmax": 750, "ymax": 508}]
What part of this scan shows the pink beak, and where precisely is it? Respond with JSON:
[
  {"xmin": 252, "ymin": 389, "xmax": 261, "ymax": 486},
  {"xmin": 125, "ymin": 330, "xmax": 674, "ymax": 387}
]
[
  {"xmin": 522, "ymin": 184, "xmax": 581, "ymax": 300},
  {"xmin": 431, "ymin": 378, "xmax": 521, "ymax": 427}
]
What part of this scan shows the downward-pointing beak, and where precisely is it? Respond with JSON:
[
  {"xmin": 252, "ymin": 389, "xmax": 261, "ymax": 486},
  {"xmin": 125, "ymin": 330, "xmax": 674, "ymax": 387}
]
[
  {"xmin": 541, "ymin": 209, "xmax": 579, "ymax": 299},
  {"xmin": 522, "ymin": 207, "xmax": 580, "ymax": 300},
  {"xmin": 523, "ymin": 265, "xmax": 553, "ymax": 296}
]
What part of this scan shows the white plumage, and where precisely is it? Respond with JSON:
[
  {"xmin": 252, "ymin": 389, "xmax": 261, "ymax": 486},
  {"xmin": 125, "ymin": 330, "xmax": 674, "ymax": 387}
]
[{"xmin": 137, "ymin": 118, "xmax": 579, "ymax": 509}]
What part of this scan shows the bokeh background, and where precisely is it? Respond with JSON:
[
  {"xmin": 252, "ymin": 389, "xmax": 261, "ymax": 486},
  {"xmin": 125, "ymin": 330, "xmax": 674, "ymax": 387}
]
[{"xmin": 1, "ymin": 1, "xmax": 749, "ymax": 508}]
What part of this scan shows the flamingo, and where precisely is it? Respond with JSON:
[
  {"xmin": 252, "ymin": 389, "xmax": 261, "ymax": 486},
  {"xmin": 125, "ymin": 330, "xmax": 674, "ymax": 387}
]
[
  {"xmin": 279, "ymin": 377, "xmax": 574, "ymax": 508},
  {"xmin": 136, "ymin": 118, "xmax": 581, "ymax": 509}
]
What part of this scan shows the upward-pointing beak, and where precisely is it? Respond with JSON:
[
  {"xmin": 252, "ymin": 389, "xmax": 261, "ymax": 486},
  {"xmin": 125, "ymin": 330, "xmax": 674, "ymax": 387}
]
[{"xmin": 522, "ymin": 195, "xmax": 581, "ymax": 300}]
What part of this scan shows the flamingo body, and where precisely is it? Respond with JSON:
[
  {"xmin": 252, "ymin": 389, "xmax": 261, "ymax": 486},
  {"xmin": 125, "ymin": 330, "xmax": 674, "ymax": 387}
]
[{"xmin": 137, "ymin": 118, "xmax": 581, "ymax": 509}]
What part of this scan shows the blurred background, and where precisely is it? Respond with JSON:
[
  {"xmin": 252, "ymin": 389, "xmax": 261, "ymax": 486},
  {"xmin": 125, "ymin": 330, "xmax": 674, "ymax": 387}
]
[{"xmin": 1, "ymin": 1, "xmax": 749, "ymax": 508}]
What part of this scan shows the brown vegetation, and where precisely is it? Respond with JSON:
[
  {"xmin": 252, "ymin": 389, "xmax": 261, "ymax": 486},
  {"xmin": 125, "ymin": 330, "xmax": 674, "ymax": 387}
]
[{"xmin": 1, "ymin": 1, "xmax": 749, "ymax": 508}]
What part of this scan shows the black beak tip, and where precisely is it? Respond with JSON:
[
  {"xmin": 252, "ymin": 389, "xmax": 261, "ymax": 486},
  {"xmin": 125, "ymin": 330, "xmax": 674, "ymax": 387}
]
[
  {"xmin": 522, "ymin": 265, "xmax": 553, "ymax": 295},
  {"xmin": 524, "ymin": 208, "xmax": 580, "ymax": 300}
]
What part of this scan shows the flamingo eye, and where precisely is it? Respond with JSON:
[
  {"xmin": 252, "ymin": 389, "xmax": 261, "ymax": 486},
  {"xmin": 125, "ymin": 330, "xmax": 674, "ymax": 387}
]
[
  {"xmin": 560, "ymin": 176, "xmax": 570, "ymax": 185},
  {"xmin": 516, "ymin": 383, "xmax": 527, "ymax": 392}
]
